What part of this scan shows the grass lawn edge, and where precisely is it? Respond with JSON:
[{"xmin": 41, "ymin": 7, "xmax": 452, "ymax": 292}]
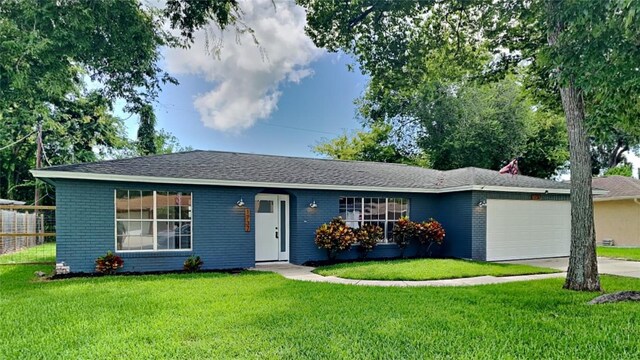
[{"xmin": 312, "ymin": 258, "xmax": 561, "ymax": 282}]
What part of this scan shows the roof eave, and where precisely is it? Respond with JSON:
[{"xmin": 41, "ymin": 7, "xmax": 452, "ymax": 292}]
[
  {"xmin": 30, "ymin": 170, "xmax": 577, "ymax": 195},
  {"xmin": 594, "ymin": 195, "xmax": 640, "ymax": 202}
]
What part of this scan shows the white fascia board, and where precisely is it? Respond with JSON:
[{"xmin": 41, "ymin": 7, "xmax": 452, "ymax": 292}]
[
  {"xmin": 30, "ymin": 170, "xmax": 578, "ymax": 195},
  {"xmin": 594, "ymin": 195, "xmax": 640, "ymax": 202}
]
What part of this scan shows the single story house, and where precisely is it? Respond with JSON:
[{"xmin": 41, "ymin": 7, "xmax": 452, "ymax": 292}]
[
  {"xmin": 32, "ymin": 150, "xmax": 579, "ymax": 273},
  {"xmin": 593, "ymin": 176, "xmax": 640, "ymax": 247}
]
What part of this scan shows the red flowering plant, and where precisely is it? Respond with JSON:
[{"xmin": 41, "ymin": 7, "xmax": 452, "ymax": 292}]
[
  {"xmin": 392, "ymin": 217, "xmax": 418, "ymax": 257},
  {"xmin": 416, "ymin": 219, "xmax": 446, "ymax": 257},
  {"xmin": 314, "ymin": 217, "xmax": 356, "ymax": 260},
  {"xmin": 355, "ymin": 224, "xmax": 384, "ymax": 258},
  {"xmin": 95, "ymin": 251, "xmax": 124, "ymax": 274},
  {"xmin": 183, "ymin": 255, "xmax": 203, "ymax": 272}
]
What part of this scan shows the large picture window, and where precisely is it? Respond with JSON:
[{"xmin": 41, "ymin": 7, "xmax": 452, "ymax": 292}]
[
  {"xmin": 338, "ymin": 197, "xmax": 409, "ymax": 242},
  {"xmin": 116, "ymin": 190, "xmax": 192, "ymax": 252}
]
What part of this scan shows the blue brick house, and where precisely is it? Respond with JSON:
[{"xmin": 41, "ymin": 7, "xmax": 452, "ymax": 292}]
[{"xmin": 32, "ymin": 151, "xmax": 581, "ymax": 273}]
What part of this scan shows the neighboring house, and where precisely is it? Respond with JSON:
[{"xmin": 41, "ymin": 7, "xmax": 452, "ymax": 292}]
[
  {"xmin": 32, "ymin": 151, "xmax": 582, "ymax": 273},
  {"xmin": 593, "ymin": 176, "xmax": 640, "ymax": 247}
]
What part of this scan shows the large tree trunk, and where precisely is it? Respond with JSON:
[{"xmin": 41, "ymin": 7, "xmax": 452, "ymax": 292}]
[
  {"xmin": 559, "ymin": 82, "xmax": 601, "ymax": 292},
  {"xmin": 548, "ymin": 5, "xmax": 601, "ymax": 291}
]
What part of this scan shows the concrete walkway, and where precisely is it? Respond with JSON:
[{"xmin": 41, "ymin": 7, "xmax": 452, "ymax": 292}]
[
  {"xmin": 501, "ymin": 257, "xmax": 640, "ymax": 279},
  {"xmin": 252, "ymin": 263, "xmax": 566, "ymax": 287}
]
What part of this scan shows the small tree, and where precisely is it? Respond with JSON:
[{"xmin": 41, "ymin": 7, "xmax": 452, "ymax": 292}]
[
  {"xmin": 355, "ymin": 224, "xmax": 384, "ymax": 259},
  {"xmin": 416, "ymin": 219, "xmax": 446, "ymax": 257},
  {"xmin": 604, "ymin": 164, "xmax": 633, "ymax": 177},
  {"xmin": 392, "ymin": 217, "xmax": 417, "ymax": 258},
  {"xmin": 314, "ymin": 217, "xmax": 356, "ymax": 260}
]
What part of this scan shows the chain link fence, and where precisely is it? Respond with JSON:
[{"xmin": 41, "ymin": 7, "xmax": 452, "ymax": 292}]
[{"xmin": 0, "ymin": 205, "xmax": 55, "ymax": 264}]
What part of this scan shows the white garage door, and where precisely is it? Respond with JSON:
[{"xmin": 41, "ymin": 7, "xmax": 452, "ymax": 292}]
[{"xmin": 486, "ymin": 200, "xmax": 570, "ymax": 261}]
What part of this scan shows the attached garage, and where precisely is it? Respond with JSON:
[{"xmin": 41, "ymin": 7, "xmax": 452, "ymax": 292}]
[{"xmin": 486, "ymin": 199, "xmax": 571, "ymax": 261}]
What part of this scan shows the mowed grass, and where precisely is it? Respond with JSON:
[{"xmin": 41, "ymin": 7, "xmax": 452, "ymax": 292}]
[
  {"xmin": 598, "ymin": 246, "xmax": 640, "ymax": 261},
  {"xmin": 0, "ymin": 242, "xmax": 55, "ymax": 264},
  {"xmin": 2, "ymin": 265, "xmax": 640, "ymax": 359},
  {"xmin": 314, "ymin": 258, "xmax": 559, "ymax": 281}
]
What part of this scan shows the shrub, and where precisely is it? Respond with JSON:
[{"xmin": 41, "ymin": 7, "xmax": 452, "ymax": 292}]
[
  {"xmin": 355, "ymin": 224, "xmax": 384, "ymax": 258},
  {"xmin": 95, "ymin": 251, "xmax": 124, "ymax": 274},
  {"xmin": 315, "ymin": 217, "xmax": 356, "ymax": 260},
  {"xmin": 392, "ymin": 217, "xmax": 417, "ymax": 257},
  {"xmin": 183, "ymin": 255, "xmax": 203, "ymax": 272},
  {"xmin": 416, "ymin": 219, "xmax": 446, "ymax": 256}
]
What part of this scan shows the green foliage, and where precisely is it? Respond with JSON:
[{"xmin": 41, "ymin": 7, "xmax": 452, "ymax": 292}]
[
  {"xmin": 354, "ymin": 224, "xmax": 383, "ymax": 258},
  {"xmin": 0, "ymin": 0, "xmax": 177, "ymax": 113},
  {"xmin": 604, "ymin": 164, "xmax": 633, "ymax": 177},
  {"xmin": 314, "ymin": 217, "xmax": 356, "ymax": 260},
  {"xmin": 183, "ymin": 255, "xmax": 203, "ymax": 272},
  {"xmin": 0, "ymin": 92, "xmax": 129, "ymax": 203},
  {"xmin": 164, "ymin": 0, "xmax": 241, "ymax": 43},
  {"xmin": 154, "ymin": 129, "xmax": 194, "ymax": 155},
  {"xmin": 314, "ymin": 123, "xmax": 430, "ymax": 167},
  {"xmin": 0, "ymin": 0, "xmax": 184, "ymax": 203},
  {"xmin": 137, "ymin": 104, "xmax": 158, "ymax": 156},
  {"xmin": 2, "ymin": 264, "xmax": 640, "ymax": 358},
  {"xmin": 314, "ymin": 258, "xmax": 558, "ymax": 281},
  {"xmin": 95, "ymin": 251, "xmax": 124, "ymax": 275}
]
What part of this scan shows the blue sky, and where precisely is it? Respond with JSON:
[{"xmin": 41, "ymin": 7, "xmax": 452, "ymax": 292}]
[
  {"xmin": 118, "ymin": 0, "xmax": 369, "ymax": 158},
  {"xmin": 141, "ymin": 54, "xmax": 367, "ymax": 157}
]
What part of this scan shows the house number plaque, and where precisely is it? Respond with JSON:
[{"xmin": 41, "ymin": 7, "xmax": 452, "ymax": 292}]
[{"xmin": 244, "ymin": 208, "xmax": 251, "ymax": 232}]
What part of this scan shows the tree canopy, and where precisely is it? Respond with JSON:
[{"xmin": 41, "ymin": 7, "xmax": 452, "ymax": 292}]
[
  {"xmin": 300, "ymin": 0, "xmax": 640, "ymax": 291},
  {"xmin": 1, "ymin": 0, "xmax": 239, "ymax": 203}
]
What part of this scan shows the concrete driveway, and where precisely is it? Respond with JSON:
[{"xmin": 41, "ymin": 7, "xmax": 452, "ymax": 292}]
[{"xmin": 501, "ymin": 257, "xmax": 640, "ymax": 278}]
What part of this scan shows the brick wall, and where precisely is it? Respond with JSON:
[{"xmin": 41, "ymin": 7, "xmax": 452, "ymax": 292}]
[
  {"xmin": 55, "ymin": 178, "xmax": 565, "ymax": 272},
  {"xmin": 55, "ymin": 179, "xmax": 259, "ymax": 273}
]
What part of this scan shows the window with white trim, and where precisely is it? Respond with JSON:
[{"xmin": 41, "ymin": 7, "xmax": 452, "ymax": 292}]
[
  {"xmin": 338, "ymin": 197, "xmax": 409, "ymax": 242},
  {"xmin": 115, "ymin": 190, "xmax": 192, "ymax": 251}
]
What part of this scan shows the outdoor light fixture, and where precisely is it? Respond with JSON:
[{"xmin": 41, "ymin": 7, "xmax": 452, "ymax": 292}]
[
  {"xmin": 309, "ymin": 200, "xmax": 318, "ymax": 209},
  {"xmin": 236, "ymin": 197, "xmax": 245, "ymax": 207},
  {"xmin": 477, "ymin": 200, "xmax": 487, "ymax": 208}
]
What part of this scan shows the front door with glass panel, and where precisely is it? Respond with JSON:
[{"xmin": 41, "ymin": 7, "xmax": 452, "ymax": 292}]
[{"xmin": 255, "ymin": 194, "xmax": 289, "ymax": 262}]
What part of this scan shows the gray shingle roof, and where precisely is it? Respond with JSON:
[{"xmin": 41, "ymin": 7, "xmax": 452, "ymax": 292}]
[
  {"xmin": 592, "ymin": 176, "xmax": 640, "ymax": 198},
  {"xmin": 34, "ymin": 150, "xmax": 571, "ymax": 192}
]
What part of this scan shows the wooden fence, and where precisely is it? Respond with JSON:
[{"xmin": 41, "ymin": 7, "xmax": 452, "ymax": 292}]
[{"xmin": 0, "ymin": 205, "xmax": 56, "ymax": 264}]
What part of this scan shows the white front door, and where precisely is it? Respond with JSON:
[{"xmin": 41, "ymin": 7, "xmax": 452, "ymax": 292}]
[{"xmin": 255, "ymin": 194, "xmax": 289, "ymax": 262}]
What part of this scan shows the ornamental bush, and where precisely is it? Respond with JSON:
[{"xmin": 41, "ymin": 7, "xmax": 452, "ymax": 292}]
[
  {"xmin": 355, "ymin": 224, "xmax": 384, "ymax": 258},
  {"xmin": 183, "ymin": 255, "xmax": 203, "ymax": 272},
  {"xmin": 95, "ymin": 251, "xmax": 124, "ymax": 274},
  {"xmin": 392, "ymin": 217, "xmax": 417, "ymax": 257},
  {"xmin": 314, "ymin": 217, "xmax": 356, "ymax": 260},
  {"xmin": 416, "ymin": 219, "xmax": 446, "ymax": 256}
]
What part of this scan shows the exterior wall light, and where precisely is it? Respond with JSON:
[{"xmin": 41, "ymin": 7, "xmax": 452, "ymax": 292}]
[
  {"xmin": 236, "ymin": 197, "xmax": 245, "ymax": 207},
  {"xmin": 309, "ymin": 201, "xmax": 318, "ymax": 209},
  {"xmin": 477, "ymin": 200, "xmax": 487, "ymax": 208}
]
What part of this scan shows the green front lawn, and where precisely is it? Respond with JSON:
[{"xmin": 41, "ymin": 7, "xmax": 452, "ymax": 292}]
[
  {"xmin": 3, "ymin": 265, "xmax": 638, "ymax": 359},
  {"xmin": 598, "ymin": 246, "xmax": 640, "ymax": 261},
  {"xmin": 0, "ymin": 242, "xmax": 55, "ymax": 264},
  {"xmin": 314, "ymin": 258, "xmax": 559, "ymax": 281}
]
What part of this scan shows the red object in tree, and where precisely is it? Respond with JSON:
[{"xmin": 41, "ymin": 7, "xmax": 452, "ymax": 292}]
[{"xmin": 499, "ymin": 158, "xmax": 519, "ymax": 175}]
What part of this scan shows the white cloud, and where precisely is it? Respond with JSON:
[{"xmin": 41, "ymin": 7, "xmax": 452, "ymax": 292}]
[{"xmin": 164, "ymin": 0, "xmax": 322, "ymax": 132}]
